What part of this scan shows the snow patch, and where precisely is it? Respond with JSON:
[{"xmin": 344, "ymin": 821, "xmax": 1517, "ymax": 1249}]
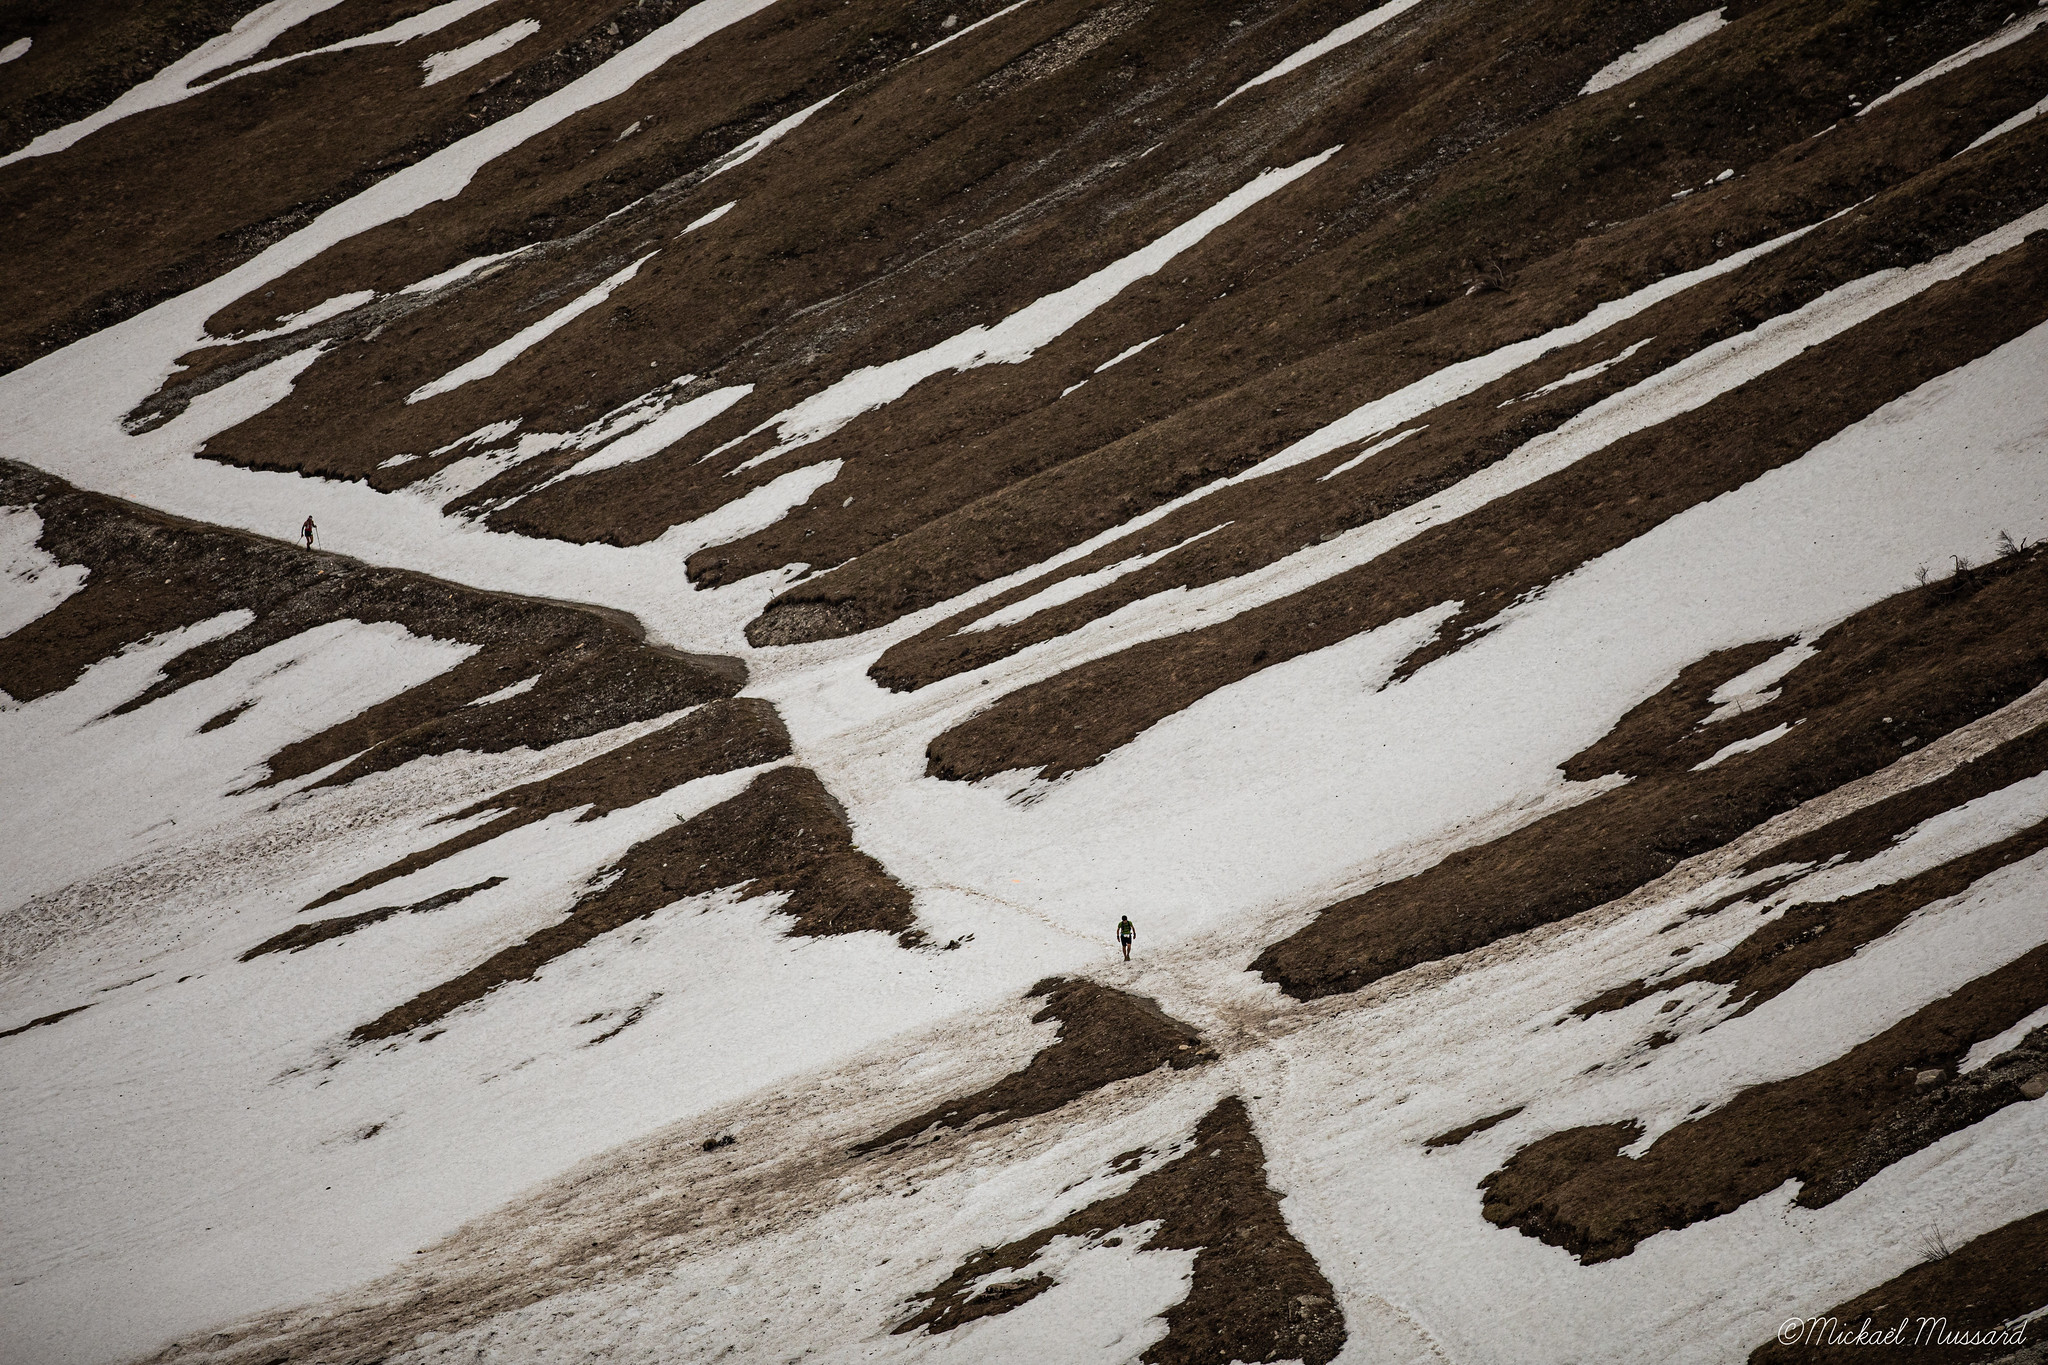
[
  {"xmin": 733, "ymin": 148, "xmax": 1341, "ymax": 470},
  {"xmin": 1093, "ymin": 333, "xmax": 1165, "ymax": 373},
  {"xmin": 1864, "ymin": 8, "xmax": 2048, "ymax": 114},
  {"xmin": 212, "ymin": 290, "xmax": 378, "ymax": 346},
  {"xmin": 652, "ymin": 459, "xmax": 846, "ymax": 558},
  {"xmin": 964, "ymin": 525, "xmax": 1228, "ymax": 633},
  {"xmin": 683, "ymin": 201, "xmax": 737, "ymax": 233},
  {"xmin": 400, "ymin": 249, "xmax": 528, "ymax": 296},
  {"xmin": 1701, "ymin": 640, "xmax": 1815, "ymax": 723},
  {"xmin": 1581, "ymin": 9, "xmax": 1728, "ymax": 96},
  {"xmin": 1964, "ymin": 91, "xmax": 2048, "ymax": 154},
  {"xmin": 408, "ymin": 253, "xmax": 656, "ymax": 403},
  {"xmin": 421, "ymin": 18, "xmax": 539, "ymax": 87},
  {"xmin": 1691, "ymin": 720, "xmax": 1794, "ymax": 769},
  {"xmin": 542, "ymin": 384, "xmax": 756, "ymax": 486},
  {"xmin": 1219, "ymin": 0, "xmax": 1431, "ymax": 105},
  {"xmin": 704, "ymin": 91, "xmax": 840, "ymax": 181},
  {"xmin": 466, "ymin": 675, "xmax": 538, "ymax": 706},
  {"xmin": 1963, "ymin": 1003, "xmax": 2048, "ymax": 1072},
  {"xmin": 0, "ymin": 506, "xmax": 89, "ymax": 649},
  {"xmin": 1757, "ymin": 768, "xmax": 2048, "ymax": 914},
  {"xmin": 1500, "ymin": 337, "xmax": 1654, "ymax": 406},
  {"xmin": 1319, "ymin": 424, "xmax": 1424, "ymax": 480},
  {"xmin": 917, "ymin": 0, "xmax": 1036, "ymax": 59}
]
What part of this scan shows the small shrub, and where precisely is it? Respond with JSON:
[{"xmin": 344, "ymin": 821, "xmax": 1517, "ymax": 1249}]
[{"xmin": 1917, "ymin": 1224, "xmax": 1954, "ymax": 1263}]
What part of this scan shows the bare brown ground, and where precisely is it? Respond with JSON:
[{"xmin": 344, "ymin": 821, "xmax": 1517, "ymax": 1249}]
[
  {"xmin": 0, "ymin": 0, "xmax": 269, "ymax": 154},
  {"xmin": 1423, "ymin": 1105, "xmax": 1524, "ymax": 1149},
  {"xmin": 0, "ymin": 0, "xmax": 936, "ymax": 372},
  {"xmin": 302, "ymin": 696, "xmax": 790, "ymax": 909},
  {"xmin": 924, "ymin": 211, "xmax": 2048, "ymax": 788},
  {"xmin": 241, "ymin": 876, "xmax": 506, "ymax": 960},
  {"xmin": 1559, "ymin": 641, "xmax": 1795, "ymax": 782},
  {"xmin": 122, "ymin": 0, "xmax": 2032, "ymax": 568},
  {"xmin": 896, "ymin": 1096, "xmax": 1346, "ymax": 1365},
  {"xmin": 1480, "ymin": 945, "xmax": 2048, "ymax": 1263},
  {"xmin": 1252, "ymin": 540, "xmax": 2048, "ymax": 1002},
  {"xmin": 741, "ymin": 2, "xmax": 2045, "ymax": 642},
  {"xmin": 350, "ymin": 765, "xmax": 916, "ymax": 1041},
  {"xmin": 1575, "ymin": 727, "xmax": 2048, "ymax": 1020},
  {"xmin": 1750, "ymin": 1209, "xmax": 2048, "ymax": 1362},
  {"xmin": 0, "ymin": 1003, "xmax": 94, "ymax": 1039},
  {"xmin": 854, "ymin": 976, "xmax": 1215, "ymax": 1152},
  {"xmin": 0, "ymin": 461, "xmax": 743, "ymax": 788}
]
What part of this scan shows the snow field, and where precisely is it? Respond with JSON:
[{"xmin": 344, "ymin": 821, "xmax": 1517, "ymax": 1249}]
[
  {"xmin": 192, "ymin": 699, "xmax": 2048, "ymax": 1365},
  {"xmin": 422, "ymin": 18, "xmax": 541, "ymax": 88},
  {"xmin": 361, "ymin": 1021, "xmax": 1236, "ymax": 1365},
  {"xmin": 1579, "ymin": 8, "xmax": 1728, "ymax": 96},
  {"xmin": 0, "ymin": 613, "xmax": 472, "ymax": 909},
  {"xmin": 4, "ymin": 5, "xmax": 2048, "ymax": 1357},
  {"xmin": 1245, "ymin": 879, "xmax": 2048, "ymax": 1365},
  {"xmin": 0, "ymin": 505, "xmax": 88, "ymax": 643},
  {"xmin": 0, "ymin": 734, "xmax": 1069, "ymax": 1364},
  {"xmin": 3, "ymin": 234, "xmax": 2046, "ymax": 1365}
]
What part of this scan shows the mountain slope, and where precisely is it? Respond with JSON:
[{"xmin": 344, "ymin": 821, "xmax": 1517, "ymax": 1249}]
[{"xmin": 2, "ymin": 0, "xmax": 2047, "ymax": 1361}]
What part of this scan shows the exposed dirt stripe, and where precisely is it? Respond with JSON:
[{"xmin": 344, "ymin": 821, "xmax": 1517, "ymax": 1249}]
[
  {"xmin": 0, "ymin": 1003, "xmax": 94, "ymax": 1040},
  {"xmin": 896, "ymin": 1096, "xmax": 1346, "ymax": 1365},
  {"xmin": 1424, "ymin": 1105, "xmax": 1524, "ymax": 1150},
  {"xmin": 242, "ymin": 876, "xmax": 506, "ymax": 960},
  {"xmin": 349, "ymin": 766, "xmax": 916, "ymax": 1042},
  {"xmin": 736, "ymin": 2, "xmax": 2045, "ymax": 641},
  {"xmin": 854, "ymin": 976, "xmax": 1214, "ymax": 1153},
  {"xmin": 302, "ymin": 696, "xmax": 790, "ymax": 909},
  {"xmin": 0, "ymin": 460, "xmax": 742, "ymax": 789},
  {"xmin": 1480, "ymin": 943, "xmax": 2048, "ymax": 1263},
  {"xmin": 1252, "ymin": 542, "xmax": 2048, "ymax": 1002},
  {"xmin": 924, "ymin": 217, "xmax": 2048, "ymax": 790},
  {"xmin": 1576, "ymin": 727, "xmax": 2048, "ymax": 1020}
]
